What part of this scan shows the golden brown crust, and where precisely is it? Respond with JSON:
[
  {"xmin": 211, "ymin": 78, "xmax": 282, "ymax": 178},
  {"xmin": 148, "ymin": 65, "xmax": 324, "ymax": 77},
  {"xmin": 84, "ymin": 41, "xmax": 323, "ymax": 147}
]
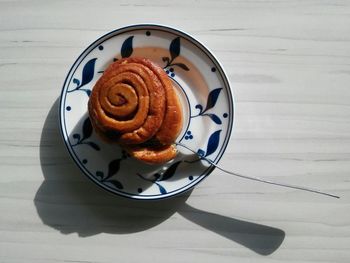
[
  {"xmin": 124, "ymin": 144, "xmax": 178, "ymax": 164},
  {"xmin": 89, "ymin": 58, "xmax": 166, "ymax": 144},
  {"xmin": 122, "ymin": 58, "xmax": 183, "ymax": 144},
  {"xmin": 88, "ymin": 57, "xmax": 183, "ymax": 164}
]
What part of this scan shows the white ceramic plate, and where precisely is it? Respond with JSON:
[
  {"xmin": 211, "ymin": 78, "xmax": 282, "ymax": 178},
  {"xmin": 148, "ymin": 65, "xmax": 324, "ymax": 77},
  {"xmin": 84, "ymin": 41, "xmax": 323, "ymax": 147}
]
[{"xmin": 59, "ymin": 24, "xmax": 234, "ymax": 200}]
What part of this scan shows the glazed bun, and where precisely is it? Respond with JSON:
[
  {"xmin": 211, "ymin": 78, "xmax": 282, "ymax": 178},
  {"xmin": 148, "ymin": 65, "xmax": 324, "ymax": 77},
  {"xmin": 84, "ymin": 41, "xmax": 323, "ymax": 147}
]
[{"xmin": 88, "ymin": 57, "xmax": 183, "ymax": 164}]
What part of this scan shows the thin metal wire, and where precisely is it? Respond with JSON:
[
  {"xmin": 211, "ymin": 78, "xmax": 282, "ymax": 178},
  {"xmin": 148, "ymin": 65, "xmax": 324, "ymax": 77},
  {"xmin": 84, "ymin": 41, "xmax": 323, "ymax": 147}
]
[{"xmin": 176, "ymin": 142, "xmax": 340, "ymax": 199}]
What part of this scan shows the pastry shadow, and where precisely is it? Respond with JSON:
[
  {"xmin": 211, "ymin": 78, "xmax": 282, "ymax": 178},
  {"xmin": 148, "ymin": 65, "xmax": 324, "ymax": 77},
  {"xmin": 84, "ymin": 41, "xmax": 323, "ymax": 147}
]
[
  {"xmin": 36, "ymin": 98, "xmax": 284, "ymax": 254},
  {"xmin": 178, "ymin": 203, "xmax": 285, "ymax": 255},
  {"xmin": 34, "ymin": 98, "xmax": 191, "ymax": 237}
]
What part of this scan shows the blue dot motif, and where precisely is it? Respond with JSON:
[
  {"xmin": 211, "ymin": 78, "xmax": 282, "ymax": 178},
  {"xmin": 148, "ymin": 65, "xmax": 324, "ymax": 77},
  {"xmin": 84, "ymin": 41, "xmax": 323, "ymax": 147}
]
[
  {"xmin": 138, "ymin": 188, "xmax": 143, "ymax": 193},
  {"xmin": 211, "ymin": 67, "xmax": 216, "ymax": 72},
  {"xmin": 98, "ymin": 45, "xmax": 104, "ymax": 50},
  {"xmin": 146, "ymin": 31, "xmax": 151, "ymax": 36},
  {"xmin": 169, "ymin": 68, "xmax": 174, "ymax": 72},
  {"xmin": 82, "ymin": 159, "xmax": 88, "ymax": 164},
  {"xmin": 223, "ymin": 113, "xmax": 228, "ymax": 118},
  {"xmin": 170, "ymin": 73, "xmax": 175, "ymax": 77},
  {"xmin": 185, "ymin": 130, "xmax": 193, "ymax": 140},
  {"xmin": 66, "ymin": 106, "xmax": 71, "ymax": 111},
  {"xmin": 189, "ymin": 176, "xmax": 193, "ymax": 180}
]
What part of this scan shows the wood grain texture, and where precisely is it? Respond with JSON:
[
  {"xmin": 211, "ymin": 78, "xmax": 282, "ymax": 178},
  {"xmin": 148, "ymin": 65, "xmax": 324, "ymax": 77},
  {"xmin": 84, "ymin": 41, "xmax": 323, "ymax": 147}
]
[{"xmin": 0, "ymin": 0, "xmax": 349, "ymax": 262}]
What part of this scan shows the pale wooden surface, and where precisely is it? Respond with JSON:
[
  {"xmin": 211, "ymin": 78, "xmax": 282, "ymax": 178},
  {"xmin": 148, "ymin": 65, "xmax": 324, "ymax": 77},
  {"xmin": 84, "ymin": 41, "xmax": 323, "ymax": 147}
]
[{"xmin": 1, "ymin": 0, "xmax": 350, "ymax": 262}]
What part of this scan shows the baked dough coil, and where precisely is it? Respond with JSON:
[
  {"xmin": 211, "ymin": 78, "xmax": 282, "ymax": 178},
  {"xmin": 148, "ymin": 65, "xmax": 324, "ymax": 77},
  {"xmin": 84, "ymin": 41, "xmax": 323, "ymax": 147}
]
[{"xmin": 88, "ymin": 57, "xmax": 183, "ymax": 164}]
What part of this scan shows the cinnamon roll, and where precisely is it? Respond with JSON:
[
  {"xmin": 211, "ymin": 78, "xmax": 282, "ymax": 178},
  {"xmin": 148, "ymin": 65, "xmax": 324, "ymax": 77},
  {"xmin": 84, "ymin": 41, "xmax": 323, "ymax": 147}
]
[{"xmin": 88, "ymin": 57, "xmax": 183, "ymax": 164}]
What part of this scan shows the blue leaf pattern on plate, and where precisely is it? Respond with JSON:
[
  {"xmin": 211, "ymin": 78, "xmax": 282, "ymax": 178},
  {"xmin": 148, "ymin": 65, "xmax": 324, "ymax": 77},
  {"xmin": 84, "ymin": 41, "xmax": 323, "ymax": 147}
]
[
  {"xmin": 85, "ymin": 89, "xmax": 91, "ymax": 96},
  {"xmin": 79, "ymin": 58, "xmax": 97, "ymax": 88},
  {"xmin": 121, "ymin": 36, "xmax": 134, "ymax": 58},
  {"xmin": 192, "ymin": 88, "xmax": 223, "ymax": 124},
  {"xmin": 100, "ymin": 159, "xmax": 126, "ymax": 190},
  {"xmin": 156, "ymin": 183, "xmax": 167, "ymax": 194},
  {"xmin": 205, "ymin": 130, "xmax": 222, "ymax": 157},
  {"xmin": 82, "ymin": 117, "xmax": 93, "ymax": 141},
  {"xmin": 163, "ymin": 37, "xmax": 190, "ymax": 72},
  {"xmin": 158, "ymin": 161, "xmax": 182, "ymax": 181},
  {"xmin": 105, "ymin": 159, "xmax": 122, "ymax": 181},
  {"xmin": 86, "ymin": 141, "xmax": 100, "ymax": 151},
  {"xmin": 169, "ymin": 37, "xmax": 180, "ymax": 61},
  {"xmin": 68, "ymin": 58, "xmax": 97, "ymax": 96},
  {"xmin": 108, "ymin": 179, "xmax": 124, "ymax": 189},
  {"xmin": 171, "ymin": 62, "xmax": 189, "ymax": 71},
  {"xmin": 71, "ymin": 118, "xmax": 100, "ymax": 151},
  {"xmin": 204, "ymin": 113, "xmax": 222, "ymax": 124},
  {"xmin": 202, "ymin": 88, "xmax": 222, "ymax": 114}
]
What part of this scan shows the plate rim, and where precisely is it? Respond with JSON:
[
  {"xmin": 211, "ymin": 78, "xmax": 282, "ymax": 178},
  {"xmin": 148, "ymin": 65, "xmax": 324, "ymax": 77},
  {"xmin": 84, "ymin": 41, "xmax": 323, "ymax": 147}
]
[{"xmin": 59, "ymin": 23, "xmax": 235, "ymax": 200}]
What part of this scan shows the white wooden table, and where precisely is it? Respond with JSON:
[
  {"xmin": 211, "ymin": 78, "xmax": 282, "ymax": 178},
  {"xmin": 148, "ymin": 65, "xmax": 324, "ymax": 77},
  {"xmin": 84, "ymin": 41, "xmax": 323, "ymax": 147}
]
[{"xmin": 1, "ymin": 1, "xmax": 349, "ymax": 262}]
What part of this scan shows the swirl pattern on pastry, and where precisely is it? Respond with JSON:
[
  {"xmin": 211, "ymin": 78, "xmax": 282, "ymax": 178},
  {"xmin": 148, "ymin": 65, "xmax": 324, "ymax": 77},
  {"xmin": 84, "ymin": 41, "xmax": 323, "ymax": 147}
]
[{"xmin": 88, "ymin": 57, "xmax": 183, "ymax": 164}]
